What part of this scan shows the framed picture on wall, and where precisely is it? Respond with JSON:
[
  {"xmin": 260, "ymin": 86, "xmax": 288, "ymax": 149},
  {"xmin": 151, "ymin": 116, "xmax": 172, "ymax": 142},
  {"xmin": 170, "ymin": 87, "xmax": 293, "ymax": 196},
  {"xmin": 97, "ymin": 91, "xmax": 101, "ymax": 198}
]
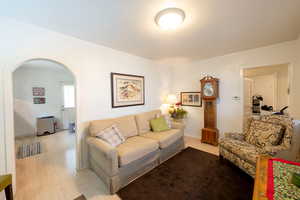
[
  {"xmin": 181, "ymin": 92, "xmax": 202, "ymax": 107},
  {"xmin": 32, "ymin": 87, "xmax": 45, "ymax": 96},
  {"xmin": 111, "ymin": 73, "xmax": 145, "ymax": 108},
  {"xmin": 33, "ymin": 97, "xmax": 46, "ymax": 104}
]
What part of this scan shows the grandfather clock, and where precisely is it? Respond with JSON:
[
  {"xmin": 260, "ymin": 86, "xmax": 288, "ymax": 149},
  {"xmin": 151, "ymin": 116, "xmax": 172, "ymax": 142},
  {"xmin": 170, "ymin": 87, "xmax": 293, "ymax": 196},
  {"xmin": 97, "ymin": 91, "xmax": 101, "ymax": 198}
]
[{"xmin": 200, "ymin": 76, "xmax": 219, "ymax": 146}]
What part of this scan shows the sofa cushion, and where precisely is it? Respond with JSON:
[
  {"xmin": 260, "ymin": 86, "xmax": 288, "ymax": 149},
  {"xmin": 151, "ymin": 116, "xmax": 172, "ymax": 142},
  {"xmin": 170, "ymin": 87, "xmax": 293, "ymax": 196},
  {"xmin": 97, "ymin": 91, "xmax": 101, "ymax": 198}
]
[
  {"xmin": 135, "ymin": 110, "xmax": 162, "ymax": 134},
  {"xmin": 90, "ymin": 115, "xmax": 138, "ymax": 139},
  {"xmin": 142, "ymin": 129, "xmax": 183, "ymax": 149},
  {"xmin": 245, "ymin": 119, "xmax": 283, "ymax": 148},
  {"xmin": 219, "ymin": 138, "xmax": 260, "ymax": 165},
  {"xmin": 116, "ymin": 136, "xmax": 159, "ymax": 167}
]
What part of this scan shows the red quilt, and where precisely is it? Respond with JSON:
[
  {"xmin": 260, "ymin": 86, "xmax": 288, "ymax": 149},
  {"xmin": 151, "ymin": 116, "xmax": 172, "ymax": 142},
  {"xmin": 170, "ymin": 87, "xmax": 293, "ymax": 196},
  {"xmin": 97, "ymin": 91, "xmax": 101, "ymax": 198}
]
[{"xmin": 267, "ymin": 158, "xmax": 300, "ymax": 200}]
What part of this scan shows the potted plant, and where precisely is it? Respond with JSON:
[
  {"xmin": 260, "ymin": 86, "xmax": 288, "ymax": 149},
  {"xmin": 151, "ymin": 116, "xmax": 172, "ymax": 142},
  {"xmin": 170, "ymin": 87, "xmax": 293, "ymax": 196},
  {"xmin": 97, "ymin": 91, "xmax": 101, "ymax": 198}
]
[{"xmin": 169, "ymin": 102, "xmax": 187, "ymax": 121}]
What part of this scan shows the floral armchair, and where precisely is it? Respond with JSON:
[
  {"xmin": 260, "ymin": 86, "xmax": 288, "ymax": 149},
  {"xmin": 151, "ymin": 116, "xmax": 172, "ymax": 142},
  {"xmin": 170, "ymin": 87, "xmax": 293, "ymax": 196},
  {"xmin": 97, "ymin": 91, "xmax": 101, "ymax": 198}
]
[{"xmin": 219, "ymin": 115, "xmax": 296, "ymax": 177}]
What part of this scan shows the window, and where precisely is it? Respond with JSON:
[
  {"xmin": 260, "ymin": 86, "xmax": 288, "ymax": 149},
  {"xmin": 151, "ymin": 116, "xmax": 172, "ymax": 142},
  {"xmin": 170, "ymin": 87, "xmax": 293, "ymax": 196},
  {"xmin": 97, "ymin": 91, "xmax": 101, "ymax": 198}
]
[{"xmin": 63, "ymin": 85, "xmax": 75, "ymax": 108}]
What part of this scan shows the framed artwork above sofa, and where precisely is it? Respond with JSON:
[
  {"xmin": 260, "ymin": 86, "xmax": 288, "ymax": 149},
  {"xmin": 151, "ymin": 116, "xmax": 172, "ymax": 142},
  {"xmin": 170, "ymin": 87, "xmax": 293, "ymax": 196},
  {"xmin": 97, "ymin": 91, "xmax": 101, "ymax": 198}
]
[{"xmin": 111, "ymin": 73, "xmax": 145, "ymax": 108}]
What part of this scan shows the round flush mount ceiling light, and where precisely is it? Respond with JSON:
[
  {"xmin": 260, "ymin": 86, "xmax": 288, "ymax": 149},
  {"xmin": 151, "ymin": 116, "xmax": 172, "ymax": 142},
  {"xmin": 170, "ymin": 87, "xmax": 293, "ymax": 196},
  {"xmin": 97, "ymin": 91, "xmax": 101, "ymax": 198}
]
[{"xmin": 155, "ymin": 8, "xmax": 185, "ymax": 30}]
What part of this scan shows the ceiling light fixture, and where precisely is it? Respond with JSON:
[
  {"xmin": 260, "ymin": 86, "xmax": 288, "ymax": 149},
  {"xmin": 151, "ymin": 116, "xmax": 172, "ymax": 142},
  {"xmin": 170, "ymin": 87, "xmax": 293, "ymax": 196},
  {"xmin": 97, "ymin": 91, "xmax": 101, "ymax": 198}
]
[{"xmin": 155, "ymin": 8, "xmax": 185, "ymax": 30}]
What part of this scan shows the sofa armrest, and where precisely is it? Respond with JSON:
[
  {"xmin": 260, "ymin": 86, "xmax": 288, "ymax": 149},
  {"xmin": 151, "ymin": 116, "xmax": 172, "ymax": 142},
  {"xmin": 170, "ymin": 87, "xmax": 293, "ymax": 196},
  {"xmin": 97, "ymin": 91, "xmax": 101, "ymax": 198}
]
[
  {"xmin": 86, "ymin": 137, "xmax": 119, "ymax": 176},
  {"xmin": 224, "ymin": 132, "xmax": 244, "ymax": 141},
  {"xmin": 171, "ymin": 121, "xmax": 185, "ymax": 130}
]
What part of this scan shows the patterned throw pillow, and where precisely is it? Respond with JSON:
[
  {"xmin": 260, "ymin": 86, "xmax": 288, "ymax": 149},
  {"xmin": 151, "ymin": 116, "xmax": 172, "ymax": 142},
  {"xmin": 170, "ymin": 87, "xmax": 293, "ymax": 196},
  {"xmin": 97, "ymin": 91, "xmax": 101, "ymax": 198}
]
[
  {"xmin": 95, "ymin": 124, "xmax": 125, "ymax": 147},
  {"xmin": 245, "ymin": 120, "xmax": 283, "ymax": 148}
]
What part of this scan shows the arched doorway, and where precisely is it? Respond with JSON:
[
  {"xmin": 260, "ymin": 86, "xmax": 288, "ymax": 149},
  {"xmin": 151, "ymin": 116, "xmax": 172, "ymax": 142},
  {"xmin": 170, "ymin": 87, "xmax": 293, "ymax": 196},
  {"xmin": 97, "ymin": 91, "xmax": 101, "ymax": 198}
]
[{"xmin": 4, "ymin": 58, "xmax": 80, "ymax": 195}]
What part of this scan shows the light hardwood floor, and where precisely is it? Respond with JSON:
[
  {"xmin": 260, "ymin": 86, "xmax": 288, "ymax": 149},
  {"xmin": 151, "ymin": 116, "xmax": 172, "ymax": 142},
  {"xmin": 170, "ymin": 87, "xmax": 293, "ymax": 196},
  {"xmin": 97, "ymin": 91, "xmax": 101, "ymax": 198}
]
[{"xmin": 15, "ymin": 131, "xmax": 218, "ymax": 200}]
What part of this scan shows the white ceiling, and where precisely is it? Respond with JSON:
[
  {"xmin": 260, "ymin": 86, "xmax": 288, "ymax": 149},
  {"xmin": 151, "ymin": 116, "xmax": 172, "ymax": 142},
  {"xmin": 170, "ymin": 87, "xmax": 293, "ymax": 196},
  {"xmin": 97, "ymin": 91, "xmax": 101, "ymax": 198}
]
[{"xmin": 2, "ymin": 0, "xmax": 300, "ymax": 60}]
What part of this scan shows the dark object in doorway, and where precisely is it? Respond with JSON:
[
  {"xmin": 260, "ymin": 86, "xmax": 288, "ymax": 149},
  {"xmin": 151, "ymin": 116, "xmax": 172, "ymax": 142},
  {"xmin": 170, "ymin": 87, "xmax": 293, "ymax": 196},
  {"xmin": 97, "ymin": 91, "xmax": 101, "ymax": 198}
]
[
  {"xmin": 261, "ymin": 105, "xmax": 273, "ymax": 111},
  {"xmin": 252, "ymin": 95, "xmax": 263, "ymax": 114},
  {"xmin": 117, "ymin": 147, "xmax": 254, "ymax": 200},
  {"xmin": 69, "ymin": 122, "xmax": 76, "ymax": 133},
  {"xmin": 273, "ymin": 106, "xmax": 288, "ymax": 115}
]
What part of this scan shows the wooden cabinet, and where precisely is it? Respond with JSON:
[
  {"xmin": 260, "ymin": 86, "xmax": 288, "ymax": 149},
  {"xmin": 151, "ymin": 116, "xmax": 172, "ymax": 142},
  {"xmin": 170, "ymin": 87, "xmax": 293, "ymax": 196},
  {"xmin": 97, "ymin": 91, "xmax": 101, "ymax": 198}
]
[{"xmin": 252, "ymin": 156, "xmax": 271, "ymax": 200}]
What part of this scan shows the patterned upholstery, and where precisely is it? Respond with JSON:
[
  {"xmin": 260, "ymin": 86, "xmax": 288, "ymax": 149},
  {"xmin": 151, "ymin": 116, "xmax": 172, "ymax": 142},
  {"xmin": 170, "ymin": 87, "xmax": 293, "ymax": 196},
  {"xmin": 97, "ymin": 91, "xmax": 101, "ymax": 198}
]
[
  {"xmin": 219, "ymin": 115, "xmax": 294, "ymax": 177},
  {"xmin": 95, "ymin": 124, "xmax": 125, "ymax": 147},
  {"xmin": 219, "ymin": 137, "xmax": 260, "ymax": 165},
  {"xmin": 245, "ymin": 120, "xmax": 283, "ymax": 148}
]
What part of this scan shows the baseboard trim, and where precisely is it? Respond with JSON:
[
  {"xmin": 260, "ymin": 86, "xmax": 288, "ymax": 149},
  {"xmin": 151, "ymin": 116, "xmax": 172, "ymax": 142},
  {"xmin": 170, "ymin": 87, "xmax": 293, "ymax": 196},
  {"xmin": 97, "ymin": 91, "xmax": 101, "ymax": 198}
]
[{"xmin": 184, "ymin": 133, "xmax": 200, "ymax": 139}]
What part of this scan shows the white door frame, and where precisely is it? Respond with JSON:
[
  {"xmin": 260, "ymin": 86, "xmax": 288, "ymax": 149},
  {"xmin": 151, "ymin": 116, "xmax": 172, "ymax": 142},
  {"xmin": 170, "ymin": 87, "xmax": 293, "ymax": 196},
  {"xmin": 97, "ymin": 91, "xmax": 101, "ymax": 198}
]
[
  {"xmin": 240, "ymin": 62, "xmax": 293, "ymax": 123},
  {"xmin": 0, "ymin": 68, "xmax": 7, "ymax": 175},
  {"xmin": 2, "ymin": 58, "xmax": 81, "ymax": 192},
  {"xmin": 243, "ymin": 77, "xmax": 254, "ymax": 119}
]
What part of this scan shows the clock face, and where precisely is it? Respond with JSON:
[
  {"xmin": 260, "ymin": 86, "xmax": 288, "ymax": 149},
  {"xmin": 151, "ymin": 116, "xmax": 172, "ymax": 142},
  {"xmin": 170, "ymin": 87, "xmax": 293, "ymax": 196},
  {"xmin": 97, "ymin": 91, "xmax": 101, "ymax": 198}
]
[{"xmin": 203, "ymin": 82, "xmax": 214, "ymax": 97}]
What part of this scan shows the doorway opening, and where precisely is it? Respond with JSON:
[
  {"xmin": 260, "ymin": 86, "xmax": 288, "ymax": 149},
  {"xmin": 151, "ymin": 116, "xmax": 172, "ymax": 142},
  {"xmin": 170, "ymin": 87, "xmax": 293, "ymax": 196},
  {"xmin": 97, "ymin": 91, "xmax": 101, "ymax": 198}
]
[
  {"xmin": 12, "ymin": 59, "xmax": 77, "ymax": 196},
  {"xmin": 242, "ymin": 63, "xmax": 290, "ymax": 124}
]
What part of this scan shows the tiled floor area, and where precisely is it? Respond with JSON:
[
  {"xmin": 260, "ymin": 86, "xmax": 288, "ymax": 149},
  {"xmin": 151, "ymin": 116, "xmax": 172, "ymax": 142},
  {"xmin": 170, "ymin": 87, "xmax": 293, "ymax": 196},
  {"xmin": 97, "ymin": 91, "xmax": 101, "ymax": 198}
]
[{"xmin": 15, "ymin": 131, "xmax": 219, "ymax": 200}]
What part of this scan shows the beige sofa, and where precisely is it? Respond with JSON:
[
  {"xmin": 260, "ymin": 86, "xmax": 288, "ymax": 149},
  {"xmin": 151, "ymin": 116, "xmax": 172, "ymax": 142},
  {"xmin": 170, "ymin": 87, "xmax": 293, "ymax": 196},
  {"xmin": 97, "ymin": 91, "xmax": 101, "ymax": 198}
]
[{"xmin": 86, "ymin": 110, "xmax": 185, "ymax": 194}]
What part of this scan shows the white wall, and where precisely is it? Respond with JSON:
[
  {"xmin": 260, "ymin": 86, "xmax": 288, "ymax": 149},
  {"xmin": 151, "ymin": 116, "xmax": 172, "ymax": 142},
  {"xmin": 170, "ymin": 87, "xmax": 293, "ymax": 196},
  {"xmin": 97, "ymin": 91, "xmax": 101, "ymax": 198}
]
[
  {"xmin": 170, "ymin": 41, "xmax": 298, "ymax": 138},
  {"xmin": 13, "ymin": 66, "xmax": 74, "ymax": 137},
  {"xmin": 0, "ymin": 17, "xmax": 171, "ymax": 185}
]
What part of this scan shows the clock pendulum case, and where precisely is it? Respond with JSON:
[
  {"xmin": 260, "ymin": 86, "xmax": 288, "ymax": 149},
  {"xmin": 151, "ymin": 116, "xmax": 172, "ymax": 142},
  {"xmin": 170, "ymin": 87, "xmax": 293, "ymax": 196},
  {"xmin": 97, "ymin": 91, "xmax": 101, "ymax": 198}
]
[{"xmin": 200, "ymin": 76, "xmax": 219, "ymax": 146}]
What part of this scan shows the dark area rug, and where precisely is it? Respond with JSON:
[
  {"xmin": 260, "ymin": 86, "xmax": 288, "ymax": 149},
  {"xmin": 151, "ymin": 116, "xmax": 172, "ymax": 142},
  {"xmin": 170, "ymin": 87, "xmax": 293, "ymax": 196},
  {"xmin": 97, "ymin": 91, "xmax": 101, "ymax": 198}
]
[{"xmin": 117, "ymin": 147, "xmax": 254, "ymax": 200}]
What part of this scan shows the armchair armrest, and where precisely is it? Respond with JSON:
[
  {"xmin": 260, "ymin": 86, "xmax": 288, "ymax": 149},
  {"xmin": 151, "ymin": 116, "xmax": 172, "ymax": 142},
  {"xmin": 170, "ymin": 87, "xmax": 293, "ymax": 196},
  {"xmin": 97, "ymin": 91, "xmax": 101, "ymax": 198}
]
[
  {"xmin": 86, "ymin": 136, "xmax": 119, "ymax": 176},
  {"xmin": 224, "ymin": 132, "xmax": 244, "ymax": 141},
  {"xmin": 171, "ymin": 121, "xmax": 185, "ymax": 130},
  {"xmin": 260, "ymin": 144, "xmax": 289, "ymax": 156}
]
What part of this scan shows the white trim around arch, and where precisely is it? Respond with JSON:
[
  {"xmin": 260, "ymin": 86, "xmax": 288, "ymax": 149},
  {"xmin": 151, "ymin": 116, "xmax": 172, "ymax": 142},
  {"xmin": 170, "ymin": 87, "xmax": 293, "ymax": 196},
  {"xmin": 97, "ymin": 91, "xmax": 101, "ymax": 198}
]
[
  {"xmin": 0, "ymin": 67, "xmax": 7, "ymax": 175},
  {"xmin": 2, "ymin": 58, "xmax": 82, "ymax": 192}
]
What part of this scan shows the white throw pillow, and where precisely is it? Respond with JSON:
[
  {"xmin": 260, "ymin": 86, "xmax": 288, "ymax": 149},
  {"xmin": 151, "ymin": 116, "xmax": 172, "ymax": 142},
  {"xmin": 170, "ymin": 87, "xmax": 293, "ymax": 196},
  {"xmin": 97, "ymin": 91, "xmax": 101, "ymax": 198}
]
[
  {"xmin": 155, "ymin": 113, "xmax": 172, "ymax": 129},
  {"xmin": 95, "ymin": 124, "xmax": 125, "ymax": 147}
]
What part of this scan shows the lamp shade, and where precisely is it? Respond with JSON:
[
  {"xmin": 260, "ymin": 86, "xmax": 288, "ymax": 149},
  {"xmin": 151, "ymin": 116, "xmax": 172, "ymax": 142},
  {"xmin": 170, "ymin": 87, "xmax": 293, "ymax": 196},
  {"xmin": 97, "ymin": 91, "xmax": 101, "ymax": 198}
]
[{"xmin": 166, "ymin": 94, "xmax": 177, "ymax": 104}]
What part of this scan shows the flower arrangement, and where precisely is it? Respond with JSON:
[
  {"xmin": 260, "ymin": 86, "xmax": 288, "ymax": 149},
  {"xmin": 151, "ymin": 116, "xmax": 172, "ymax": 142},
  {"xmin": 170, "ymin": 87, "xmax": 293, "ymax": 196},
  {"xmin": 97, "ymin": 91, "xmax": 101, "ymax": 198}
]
[{"xmin": 169, "ymin": 102, "xmax": 188, "ymax": 119}]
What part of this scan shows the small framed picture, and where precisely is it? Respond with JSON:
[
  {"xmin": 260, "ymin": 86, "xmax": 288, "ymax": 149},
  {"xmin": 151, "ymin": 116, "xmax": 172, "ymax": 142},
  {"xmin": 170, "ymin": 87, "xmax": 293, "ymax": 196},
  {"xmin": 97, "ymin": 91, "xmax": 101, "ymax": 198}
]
[
  {"xmin": 111, "ymin": 73, "xmax": 145, "ymax": 108},
  {"xmin": 181, "ymin": 92, "xmax": 202, "ymax": 107},
  {"xmin": 32, "ymin": 87, "xmax": 45, "ymax": 96},
  {"xmin": 33, "ymin": 97, "xmax": 46, "ymax": 104}
]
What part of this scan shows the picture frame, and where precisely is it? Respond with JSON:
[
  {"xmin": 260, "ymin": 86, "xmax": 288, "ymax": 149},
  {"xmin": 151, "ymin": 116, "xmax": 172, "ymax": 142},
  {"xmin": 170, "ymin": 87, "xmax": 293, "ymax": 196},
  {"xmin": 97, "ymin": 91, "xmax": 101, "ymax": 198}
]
[
  {"xmin": 32, "ymin": 87, "xmax": 45, "ymax": 96},
  {"xmin": 181, "ymin": 92, "xmax": 202, "ymax": 107},
  {"xmin": 33, "ymin": 97, "xmax": 46, "ymax": 104},
  {"xmin": 111, "ymin": 73, "xmax": 145, "ymax": 108}
]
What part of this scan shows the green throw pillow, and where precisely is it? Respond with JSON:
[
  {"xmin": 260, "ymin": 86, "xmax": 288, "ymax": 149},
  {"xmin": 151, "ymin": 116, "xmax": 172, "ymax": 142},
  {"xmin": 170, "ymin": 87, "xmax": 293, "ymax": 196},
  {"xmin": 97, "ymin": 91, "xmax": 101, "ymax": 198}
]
[{"xmin": 150, "ymin": 117, "xmax": 170, "ymax": 132}]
